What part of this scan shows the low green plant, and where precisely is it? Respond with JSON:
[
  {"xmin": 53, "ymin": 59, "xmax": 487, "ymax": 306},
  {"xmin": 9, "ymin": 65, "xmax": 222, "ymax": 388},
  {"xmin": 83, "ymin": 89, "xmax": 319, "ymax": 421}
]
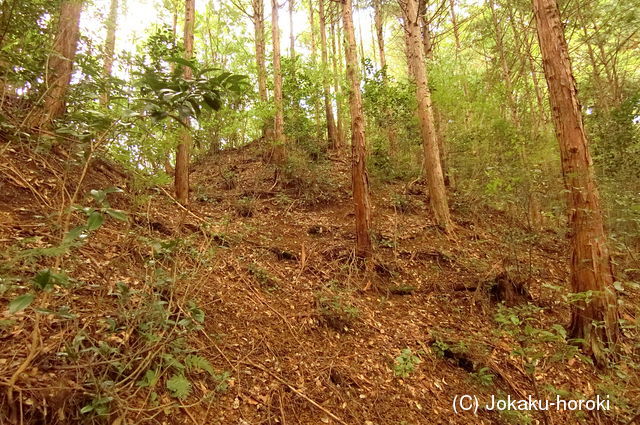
[
  {"xmin": 247, "ymin": 262, "xmax": 277, "ymax": 291},
  {"xmin": 316, "ymin": 292, "xmax": 359, "ymax": 331},
  {"xmin": 393, "ymin": 348, "xmax": 421, "ymax": 378},
  {"xmin": 234, "ymin": 196, "xmax": 255, "ymax": 217},
  {"xmin": 471, "ymin": 367, "xmax": 495, "ymax": 387}
]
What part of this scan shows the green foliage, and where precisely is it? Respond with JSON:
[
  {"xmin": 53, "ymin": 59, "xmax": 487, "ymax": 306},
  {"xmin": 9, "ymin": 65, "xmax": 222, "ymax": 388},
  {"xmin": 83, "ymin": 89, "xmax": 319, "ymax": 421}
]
[
  {"xmin": 166, "ymin": 374, "xmax": 192, "ymax": 400},
  {"xmin": 471, "ymin": 367, "xmax": 495, "ymax": 387},
  {"xmin": 362, "ymin": 63, "xmax": 420, "ymax": 182},
  {"xmin": 316, "ymin": 291, "xmax": 359, "ymax": 331},
  {"xmin": 137, "ymin": 61, "xmax": 249, "ymax": 125},
  {"xmin": 393, "ymin": 348, "xmax": 421, "ymax": 378},
  {"xmin": 80, "ymin": 395, "xmax": 113, "ymax": 417},
  {"xmin": 7, "ymin": 293, "xmax": 34, "ymax": 313},
  {"xmin": 493, "ymin": 303, "xmax": 592, "ymax": 375},
  {"xmin": 247, "ymin": 262, "xmax": 277, "ymax": 291}
]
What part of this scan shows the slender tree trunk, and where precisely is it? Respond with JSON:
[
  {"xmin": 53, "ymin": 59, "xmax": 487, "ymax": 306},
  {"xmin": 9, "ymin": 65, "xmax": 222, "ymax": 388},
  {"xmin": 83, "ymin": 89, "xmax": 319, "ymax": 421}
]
[
  {"xmin": 357, "ymin": 12, "xmax": 365, "ymax": 70},
  {"xmin": 100, "ymin": 0, "xmax": 118, "ymax": 105},
  {"xmin": 35, "ymin": 0, "xmax": 83, "ymax": 128},
  {"xmin": 252, "ymin": 0, "xmax": 268, "ymax": 103},
  {"xmin": 489, "ymin": 0, "xmax": 519, "ymax": 127},
  {"xmin": 308, "ymin": 0, "xmax": 317, "ymax": 63},
  {"xmin": 374, "ymin": 0, "xmax": 397, "ymax": 159},
  {"xmin": 402, "ymin": 0, "xmax": 452, "ymax": 232},
  {"xmin": 271, "ymin": 0, "xmax": 285, "ymax": 165},
  {"xmin": 174, "ymin": 0, "xmax": 195, "ymax": 205},
  {"xmin": 532, "ymin": 0, "xmax": 618, "ymax": 365},
  {"xmin": 331, "ymin": 20, "xmax": 345, "ymax": 147},
  {"xmin": 336, "ymin": 21, "xmax": 349, "ymax": 142},
  {"xmin": 289, "ymin": 0, "xmax": 295, "ymax": 57},
  {"xmin": 400, "ymin": 19, "xmax": 414, "ymax": 80},
  {"xmin": 319, "ymin": 0, "xmax": 337, "ymax": 149},
  {"xmin": 449, "ymin": 0, "xmax": 461, "ymax": 52},
  {"xmin": 420, "ymin": 4, "xmax": 433, "ymax": 61},
  {"xmin": 342, "ymin": 0, "xmax": 372, "ymax": 259},
  {"xmin": 373, "ymin": 0, "xmax": 386, "ymax": 70},
  {"xmin": 419, "ymin": 6, "xmax": 452, "ymax": 187}
]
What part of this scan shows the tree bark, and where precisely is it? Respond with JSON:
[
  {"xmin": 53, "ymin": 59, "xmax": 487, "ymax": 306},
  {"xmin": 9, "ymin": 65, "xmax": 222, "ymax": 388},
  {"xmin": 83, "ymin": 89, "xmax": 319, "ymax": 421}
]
[
  {"xmin": 532, "ymin": 0, "xmax": 618, "ymax": 365},
  {"xmin": 252, "ymin": 0, "xmax": 268, "ymax": 103},
  {"xmin": 35, "ymin": 0, "xmax": 83, "ymax": 128},
  {"xmin": 308, "ymin": 0, "xmax": 317, "ymax": 63},
  {"xmin": 319, "ymin": 0, "xmax": 338, "ymax": 149},
  {"xmin": 331, "ymin": 20, "xmax": 345, "ymax": 147},
  {"xmin": 341, "ymin": 0, "xmax": 372, "ymax": 259},
  {"xmin": 419, "ymin": 2, "xmax": 433, "ymax": 61},
  {"xmin": 373, "ymin": 0, "xmax": 386, "ymax": 70},
  {"xmin": 174, "ymin": 0, "xmax": 195, "ymax": 205},
  {"xmin": 489, "ymin": 0, "xmax": 519, "ymax": 128},
  {"xmin": 402, "ymin": 0, "xmax": 452, "ymax": 232},
  {"xmin": 448, "ymin": 0, "xmax": 461, "ymax": 52},
  {"xmin": 289, "ymin": 0, "xmax": 295, "ymax": 57},
  {"xmin": 100, "ymin": 0, "xmax": 118, "ymax": 105},
  {"xmin": 271, "ymin": 0, "xmax": 285, "ymax": 165}
]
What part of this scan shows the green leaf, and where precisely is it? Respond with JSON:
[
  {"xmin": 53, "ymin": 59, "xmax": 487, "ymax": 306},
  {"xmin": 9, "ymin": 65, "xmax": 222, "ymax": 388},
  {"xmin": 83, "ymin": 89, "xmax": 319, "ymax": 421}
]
[
  {"xmin": 104, "ymin": 187, "xmax": 123, "ymax": 194},
  {"xmin": 106, "ymin": 209, "xmax": 128, "ymax": 221},
  {"xmin": 0, "ymin": 319, "xmax": 16, "ymax": 329},
  {"xmin": 185, "ymin": 355, "xmax": 215, "ymax": 375},
  {"xmin": 63, "ymin": 226, "xmax": 87, "ymax": 244},
  {"xmin": 86, "ymin": 212, "xmax": 105, "ymax": 231},
  {"xmin": 8, "ymin": 293, "xmax": 35, "ymax": 313},
  {"xmin": 166, "ymin": 374, "xmax": 192, "ymax": 400},
  {"xmin": 80, "ymin": 405, "xmax": 94, "ymax": 414},
  {"xmin": 189, "ymin": 305, "xmax": 205, "ymax": 323},
  {"xmin": 161, "ymin": 353, "xmax": 185, "ymax": 371},
  {"xmin": 90, "ymin": 189, "xmax": 107, "ymax": 204},
  {"xmin": 137, "ymin": 369, "xmax": 159, "ymax": 388},
  {"xmin": 33, "ymin": 269, "xmax": 53, "ymax": 290},
  {"xmin": 203, "ymin": 94, "xmax": 222, "ymax": 111},
  {"xmin": 168, "ymin": 57, "xmax": 195, "ymax": 69}
]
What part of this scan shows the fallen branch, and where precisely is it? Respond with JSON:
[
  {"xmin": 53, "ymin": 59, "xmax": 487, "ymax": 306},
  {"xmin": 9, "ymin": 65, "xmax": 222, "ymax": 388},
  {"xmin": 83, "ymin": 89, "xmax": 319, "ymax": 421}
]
[
  {"xmin": 6, "ymin": 315, "xmax": 41, "ymax": 424},
  {"xmin": 241, "ymin": 360, "xmax": 349, "ymax": 425}
]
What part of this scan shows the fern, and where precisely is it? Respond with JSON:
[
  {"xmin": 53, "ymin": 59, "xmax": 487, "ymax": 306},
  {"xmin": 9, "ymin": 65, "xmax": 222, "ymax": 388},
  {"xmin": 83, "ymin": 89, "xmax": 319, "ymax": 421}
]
[
  {"xmin": 166, "ymin": 374, "xmax": 191, "ymax": 400},
  {"xmin": 185, "ymin": 354, "xmax": 214, "ymax": 376}
]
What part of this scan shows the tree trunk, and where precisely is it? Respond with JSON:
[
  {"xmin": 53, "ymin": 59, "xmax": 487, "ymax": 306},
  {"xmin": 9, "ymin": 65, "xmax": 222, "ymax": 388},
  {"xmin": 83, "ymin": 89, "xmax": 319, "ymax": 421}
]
[
  {"xmin": 308, "ymin": 0, "xmax": 317, "ymax": 63},
  {"xmin": 357, "ymin": 13, "xmax": 366, "ymax": 72},
  {"xmin": 319, "ymin": 0, "xmax": 337, "ymax": 149},
  {"xmin": 373, "ymin": 0, "xmax": 386, "ymax": 70},
  {"xmin": 489, "ymin": 0, "xmax": 519, "ymax": 128},
  {"xmin": 341, "ymin": 0, "xmax": 372, "ymax": 259},
  {"xmin": 271, "ymin": 0, "xmax": 285, "ymax": 165},
  {"xmin": 532, "ymin": 0, "xmax": 619, "ymax": 365},
  {"xmin": 174, "ymin": 0, "xmax": 195, "ymax": 205},
  {"xmin": 100, "ymin": 0, "xmax": 118, "ymax": 105},
  {"xmin": 448, "ymin": 0, "xmax": 461, "ymax": 52},
  {"xmin": 289, "ymin": 0, "xmax": 295, "ymax": 57},
  {"xmin": 402, "ymin": 0, "xmax": 452, "ymax": 232},
  {"xmin": 419, "ymin": 6, "xmax": 452, "ymax": 187},
  {"xmin": 252, "ymin": 0, "xmax": 268, "ymax": 103},
  {"xmin": 35, "ymin": 0, "xmax": 83, "ymax": 128},
  {"xmin": 419, "ymin": 4, "xmax": 433, "ymax": 61},
  {"xmin": 331, "ymin": 21, "xmax": 345, "ymax": 147}
]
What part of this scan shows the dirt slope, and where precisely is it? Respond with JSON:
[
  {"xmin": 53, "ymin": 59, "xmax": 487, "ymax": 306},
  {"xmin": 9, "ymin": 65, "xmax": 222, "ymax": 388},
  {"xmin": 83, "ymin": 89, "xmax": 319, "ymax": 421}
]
[{"xmin": 1, "ymin": 142, "xmax": 637, "ymax": 424}]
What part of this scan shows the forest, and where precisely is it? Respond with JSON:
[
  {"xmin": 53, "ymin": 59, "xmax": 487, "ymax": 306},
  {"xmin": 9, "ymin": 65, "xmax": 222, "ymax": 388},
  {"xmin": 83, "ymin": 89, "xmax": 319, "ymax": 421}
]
[{"xmin": 0, "ymin": 0, "xmax": 639, "ymax": 423}]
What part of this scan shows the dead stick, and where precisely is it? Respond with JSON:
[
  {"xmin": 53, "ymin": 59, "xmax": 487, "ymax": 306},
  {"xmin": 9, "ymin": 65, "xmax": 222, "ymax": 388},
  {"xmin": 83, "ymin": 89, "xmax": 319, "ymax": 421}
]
[
  {"xmin": 7, "ymin": 315, "xmax": 40, "ymax": 424},
  {"xmin": 157, "ymin": 186, "xmax": 208, "ymax": 224},
  {"xmin": 241, "ymin": 361, "xmax": 348, "ymax": 425}
]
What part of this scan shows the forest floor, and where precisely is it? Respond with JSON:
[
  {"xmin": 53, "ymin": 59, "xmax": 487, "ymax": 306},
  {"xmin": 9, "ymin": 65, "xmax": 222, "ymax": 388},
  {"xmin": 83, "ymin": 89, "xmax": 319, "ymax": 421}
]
[{"xmin": 0, "ymin": 141, "xmax": 638, "ymax": 425}]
